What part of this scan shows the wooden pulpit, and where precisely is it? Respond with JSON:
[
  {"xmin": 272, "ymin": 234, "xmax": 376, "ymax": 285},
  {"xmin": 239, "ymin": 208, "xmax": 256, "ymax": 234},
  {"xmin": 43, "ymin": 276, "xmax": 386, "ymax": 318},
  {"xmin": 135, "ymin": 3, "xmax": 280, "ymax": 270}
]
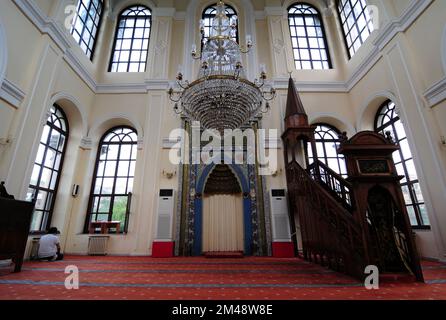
[{"xmin": 0, "ymin": 198, "xmax": 34, "ymax": 272}]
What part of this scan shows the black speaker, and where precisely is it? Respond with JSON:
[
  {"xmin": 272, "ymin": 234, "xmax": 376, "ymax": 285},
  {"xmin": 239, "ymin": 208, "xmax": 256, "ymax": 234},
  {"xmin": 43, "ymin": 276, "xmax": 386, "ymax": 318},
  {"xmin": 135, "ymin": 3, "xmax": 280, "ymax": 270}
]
[{"xmin": 72, "ymin": 184, "xmax": 80, "ymax": 197}]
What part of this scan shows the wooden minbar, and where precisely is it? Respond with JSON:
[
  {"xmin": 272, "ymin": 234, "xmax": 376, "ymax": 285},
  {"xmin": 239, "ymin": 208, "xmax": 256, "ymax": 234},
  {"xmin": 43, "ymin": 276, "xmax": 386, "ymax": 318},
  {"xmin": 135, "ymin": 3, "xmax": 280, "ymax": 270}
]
[
  {"xmin": 338, "ymin": 131, "xmax": 424, "ymax": 282},
  {"xmin": 0, "ymin": 198, "xmax": 34, "ymax": 272}
]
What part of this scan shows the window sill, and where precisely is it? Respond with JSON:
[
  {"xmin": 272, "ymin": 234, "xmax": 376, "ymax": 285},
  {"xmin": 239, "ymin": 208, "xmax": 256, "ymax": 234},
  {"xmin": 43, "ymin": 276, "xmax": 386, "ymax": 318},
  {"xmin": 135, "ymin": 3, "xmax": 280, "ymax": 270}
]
[
  {"xmin": 29, "ymin": 231, "xmax": 46, "ymax": 236},
  {"xmin": 412, "ymin": 226, "xmax": 431, "ymax": 231}
]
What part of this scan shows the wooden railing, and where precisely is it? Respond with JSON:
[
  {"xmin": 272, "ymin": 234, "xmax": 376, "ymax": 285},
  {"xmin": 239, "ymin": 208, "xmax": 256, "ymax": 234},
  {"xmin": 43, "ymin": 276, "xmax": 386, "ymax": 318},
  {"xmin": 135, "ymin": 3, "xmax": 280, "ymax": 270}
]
[
  {"xmin": 308, "ymin": 160, "xmax": 354, "ymax": 211},
  {"xmin": 288, "ymin": 162, "xmax": 366, "ymax": 280}
]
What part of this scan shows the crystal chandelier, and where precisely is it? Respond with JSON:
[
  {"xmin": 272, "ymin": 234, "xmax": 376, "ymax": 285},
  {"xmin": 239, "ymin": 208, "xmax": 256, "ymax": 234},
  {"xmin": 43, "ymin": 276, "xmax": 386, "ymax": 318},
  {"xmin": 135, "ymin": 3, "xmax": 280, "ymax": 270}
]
[{"xmin": 167, "ymin": 1, "xmax": 276, "ymax": 132}]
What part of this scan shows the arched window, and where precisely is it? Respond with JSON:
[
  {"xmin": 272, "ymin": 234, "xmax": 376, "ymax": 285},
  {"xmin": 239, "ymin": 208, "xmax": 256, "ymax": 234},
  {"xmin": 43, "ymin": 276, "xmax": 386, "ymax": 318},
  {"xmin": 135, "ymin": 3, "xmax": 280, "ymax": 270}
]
[
  {"xmin": 375, "ymin": 100, "xmax": 430, "ymax": 228},
  {"xmin": 288, "ymin": 3, "xmax": 331, "ymax": 70},
  {"xmin": 109, "ymin": 5, "xmax": 152, "ymax": 72},
  {"xmin": 85, "ymin": 127, "xmax": 138, "ymax": 233},
  {"xmin": 337, "ymin": 0, "xmax": 374, "ymax": 58},
  {"xmin": 307, "ymin": 124, "xmax": 347, "ymax": 177},
  {"xmin": 70, "ymin": 0, "xmax": 104, "ymax": 60},
  {"xmin": 202, "ymin": 3, "xmax": 238, "ymax": 44},
  {"xmin": 26, "ymin": 105, "xmax": 69, "ymax": 233}
]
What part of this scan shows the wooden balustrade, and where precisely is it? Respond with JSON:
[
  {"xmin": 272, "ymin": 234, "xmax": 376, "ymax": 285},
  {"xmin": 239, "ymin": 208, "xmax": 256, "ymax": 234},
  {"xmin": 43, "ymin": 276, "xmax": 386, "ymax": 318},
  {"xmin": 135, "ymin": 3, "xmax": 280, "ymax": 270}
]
[
  {"xmin": 308, "ymin": 160, "xmax": 354, "ymax": 211},
  {"xmin": 287, "ymin": 161, "xmax": 366, "ymax": 280}
]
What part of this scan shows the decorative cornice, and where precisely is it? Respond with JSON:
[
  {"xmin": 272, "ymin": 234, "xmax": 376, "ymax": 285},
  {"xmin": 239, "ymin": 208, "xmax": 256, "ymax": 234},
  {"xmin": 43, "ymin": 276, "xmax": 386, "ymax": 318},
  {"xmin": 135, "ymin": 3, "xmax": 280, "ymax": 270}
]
[
  {"xmin": 0, "ymin": 78, "xmax": 26, "ymax": 108},
  {"xmin": 274, "ymin": 78, "xmax": 347, "ymax": 92},
  {"xmin": 95, "ymin": 83, "xmax": 147, "ymax": 94},
  {"xmin": 96, "ymin": 80, "xmax": 170, "ymax": 94},
  {"xmin": 162, "ymin": 137, "xmax": 182, "ymax": 149},
  {"xmin": 79, "ymin": 137, "xmax": 92, "ymax": 150},
  {"xmin": 424, "ymin": 77, "xmax": 446, "ymax": 108},
  {"xmin": 137, "ymin": 138, "xmax": 144, "ymax": 150}
]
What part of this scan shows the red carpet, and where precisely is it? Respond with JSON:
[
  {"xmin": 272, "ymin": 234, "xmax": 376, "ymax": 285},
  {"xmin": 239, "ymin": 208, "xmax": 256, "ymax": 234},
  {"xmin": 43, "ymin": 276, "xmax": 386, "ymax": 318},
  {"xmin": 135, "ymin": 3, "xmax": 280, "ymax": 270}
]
[
  {"xmin": 204, "ymin": 251, "xmax": 244, "ymax": 258},
  {"xmin": 0, "ymin": 256, "xmax": 445, "ymax": 300}
]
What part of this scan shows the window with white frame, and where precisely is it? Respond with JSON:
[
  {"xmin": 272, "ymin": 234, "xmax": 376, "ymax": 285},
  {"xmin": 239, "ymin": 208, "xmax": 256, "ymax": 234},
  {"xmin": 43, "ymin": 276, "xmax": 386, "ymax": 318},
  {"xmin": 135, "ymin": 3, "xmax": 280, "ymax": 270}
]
[
  {"xmin": 337, "ymin": 0, "xmax": 374, "ymax": 58},
  {"xmin": 70, "ymin": 0, "xmax": 104, "ymax": 60},
  {"xmin": 109, "ymin": 5, "xmax": 152, "ymax": 73},
  {"xmin": 375, "ymin": 100, "xmax": 430, "ymax": 228},
  {"xmin": 288, "ymin": 3, "xmax": 331, "ymax": 70},
  {"xmin": 26, "ymin": 105, "xmax": 69, "ymax": 233},
  {"xmin": 307, "ymin": 124, "xmax": 347, "ymax": 177}
]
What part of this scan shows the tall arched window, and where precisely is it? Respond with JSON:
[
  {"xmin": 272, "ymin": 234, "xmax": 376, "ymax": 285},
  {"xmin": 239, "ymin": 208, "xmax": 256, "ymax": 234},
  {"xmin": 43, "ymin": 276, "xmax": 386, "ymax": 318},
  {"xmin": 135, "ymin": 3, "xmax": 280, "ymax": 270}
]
[
  {"xmin": 202, "ymin": 3, "xmax": 238, "ymax": 44},
  {"xmin": 288, "ymin": 3, "xmax": 331, "ymax": 70},
  {"xmin": 70, "ymin": 0, "xmax": 104, "ymax": 60},
  {"xmin": 26, "ymin": 105, "xmax": 69, "ymax": 233},
  {"xmin": 337, "ymin": 0, "xmax": 374, "ymax": 58},
  {"xmin": 375, "ymin": 100, "xmax": 430, "ymax": 228},
  {"xmin": 85, "ymin": 127, "xmax": 138, "ymax": 233},
  {"xmin": 109, "ymin": 6, "xmax": 152, "ymax": 73},
  {"xmin": 307, "ymin": 124, "xmax": 347, "ymax": 177}
]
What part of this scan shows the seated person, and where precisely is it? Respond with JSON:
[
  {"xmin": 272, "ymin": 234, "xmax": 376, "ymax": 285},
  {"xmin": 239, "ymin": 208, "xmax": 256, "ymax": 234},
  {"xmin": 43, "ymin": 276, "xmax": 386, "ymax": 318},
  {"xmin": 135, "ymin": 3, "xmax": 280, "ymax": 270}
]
[{"xmin": 38, "ymin": 227, "xmax": 64, "ymax": 261}]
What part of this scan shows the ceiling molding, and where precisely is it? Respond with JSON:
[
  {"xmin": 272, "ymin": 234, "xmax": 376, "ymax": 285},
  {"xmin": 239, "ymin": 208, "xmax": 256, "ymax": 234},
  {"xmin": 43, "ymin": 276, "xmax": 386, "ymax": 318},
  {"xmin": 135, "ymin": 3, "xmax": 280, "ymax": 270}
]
[
  {"xmin": 424, "ymin": 77, "xmax": 446, "ymax": 108},
  {"xmin": 0, "ymin": 78, "xmax": 26, "ymax": 108},
  {"xmin": 273, "ymin": 78, "xmax": 347, "ymax": 92},
  {"xmin": 96, "ymin": 80, "xmax": 170, "ymax": 94}
]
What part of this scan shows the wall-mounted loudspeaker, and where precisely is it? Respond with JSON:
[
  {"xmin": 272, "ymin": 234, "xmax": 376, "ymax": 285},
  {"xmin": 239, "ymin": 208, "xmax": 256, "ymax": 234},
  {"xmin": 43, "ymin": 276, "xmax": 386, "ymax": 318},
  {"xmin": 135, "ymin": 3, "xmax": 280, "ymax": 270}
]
[{"xmin": 72, "ymin": 184, "xmax": 80, "ymax": 197}]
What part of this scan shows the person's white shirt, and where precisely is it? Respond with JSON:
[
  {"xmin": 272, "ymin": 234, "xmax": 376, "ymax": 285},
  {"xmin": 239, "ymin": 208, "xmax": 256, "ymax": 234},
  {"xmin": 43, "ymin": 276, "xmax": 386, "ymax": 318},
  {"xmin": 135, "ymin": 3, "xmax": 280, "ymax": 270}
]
[{"xmin": 38, "ymin": 234, "xmax": 60, "ymax": 258}]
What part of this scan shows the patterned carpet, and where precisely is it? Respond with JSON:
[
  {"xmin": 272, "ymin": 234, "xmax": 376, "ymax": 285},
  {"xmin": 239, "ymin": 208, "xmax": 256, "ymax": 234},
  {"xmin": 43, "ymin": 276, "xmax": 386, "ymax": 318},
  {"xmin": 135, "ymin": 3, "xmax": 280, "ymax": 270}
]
[{"xmin": 0, "ymin": 255, "xmax": 445, "ymax": 300}]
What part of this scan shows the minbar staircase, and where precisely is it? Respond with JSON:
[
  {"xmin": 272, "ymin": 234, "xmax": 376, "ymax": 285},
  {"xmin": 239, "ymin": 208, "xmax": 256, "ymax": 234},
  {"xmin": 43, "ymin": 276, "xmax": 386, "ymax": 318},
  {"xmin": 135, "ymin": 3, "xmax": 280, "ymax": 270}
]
[
  {"xmin": 288, "ymin": 161, "xmax": 365, "ymax": 279},
  {"xmin": 308, "ymin": 160, "xmax": 353, "ymax": 210}
]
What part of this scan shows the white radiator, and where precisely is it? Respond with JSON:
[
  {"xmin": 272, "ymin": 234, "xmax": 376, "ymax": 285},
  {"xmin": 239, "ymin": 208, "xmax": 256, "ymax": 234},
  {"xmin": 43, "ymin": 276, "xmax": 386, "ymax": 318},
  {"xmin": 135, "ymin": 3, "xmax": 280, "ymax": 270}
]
[
  {"xmin": 29, "ymin": 238, "xmax": 40, "ymax": 260},
  {"xmin": 88, "ymin": 236, "xmax": 109, "ymax": 255}
]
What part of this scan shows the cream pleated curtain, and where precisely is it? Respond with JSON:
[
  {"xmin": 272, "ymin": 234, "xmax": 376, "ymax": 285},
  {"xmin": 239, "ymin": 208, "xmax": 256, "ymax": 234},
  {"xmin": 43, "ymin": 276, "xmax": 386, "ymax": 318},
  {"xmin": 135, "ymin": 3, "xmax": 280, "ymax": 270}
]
[{"xmin": 202, "ymin": 194, "xmax": 244, "ymax": 252}]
